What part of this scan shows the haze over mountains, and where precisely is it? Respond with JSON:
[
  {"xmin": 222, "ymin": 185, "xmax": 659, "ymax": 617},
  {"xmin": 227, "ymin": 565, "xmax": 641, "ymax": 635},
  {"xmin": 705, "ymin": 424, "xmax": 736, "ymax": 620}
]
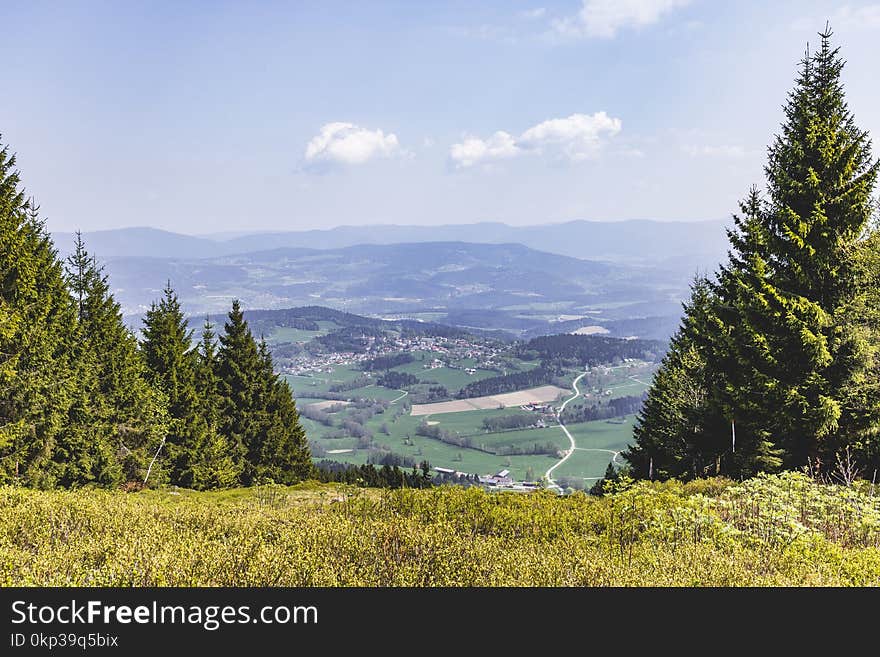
[
  {"xmin": 54, "ymin": 219, "xmax": 729, "ymax": 265},
  {"xmin": 50, "ymin": 219, "xmax": 731, "ymax": 341}
]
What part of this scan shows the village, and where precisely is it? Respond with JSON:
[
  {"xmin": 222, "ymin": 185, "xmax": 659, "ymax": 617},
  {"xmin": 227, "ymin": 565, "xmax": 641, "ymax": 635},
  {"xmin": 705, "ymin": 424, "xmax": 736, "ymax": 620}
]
[{"xmin": 276, "ymin": 330, "xmax": 508, "ymax": 378}]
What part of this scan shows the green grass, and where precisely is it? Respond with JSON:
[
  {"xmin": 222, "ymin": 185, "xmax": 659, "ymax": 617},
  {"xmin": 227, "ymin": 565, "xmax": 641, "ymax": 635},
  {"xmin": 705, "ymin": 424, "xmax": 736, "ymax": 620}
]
[
  {"xmin": 387, "ymin": 351, "xmax": 507, "ymax": 393},
  {"xmin": 566, "ymin": 416, "xmax": 635, "ymax": 452},
  {"xmin": 552, "ymin": 416, "xmax": 636, "ymax": 480},
  {"xmin": 469, "ymin": 426, "xmax": 570, "ymax": 454},
  {"xmin": 4, "ymin": 473, "xmax": 879, "ymax": 585},
  {"xmin": 419, "ymin": 407, "xmax": 534, "ymax": 435}
]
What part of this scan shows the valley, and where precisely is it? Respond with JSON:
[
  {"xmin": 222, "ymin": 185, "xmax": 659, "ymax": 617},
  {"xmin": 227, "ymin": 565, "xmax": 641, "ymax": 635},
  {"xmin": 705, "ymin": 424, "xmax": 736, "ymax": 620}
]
[{"xmin": 256, "ymin": 307, "xmax": 662, "ymax": 488}]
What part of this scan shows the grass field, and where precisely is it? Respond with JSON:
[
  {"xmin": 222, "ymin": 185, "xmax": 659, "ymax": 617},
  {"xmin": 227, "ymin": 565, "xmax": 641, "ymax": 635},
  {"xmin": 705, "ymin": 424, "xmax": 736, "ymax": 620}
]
[
  {"xmin": 4, "ymin": 473, "xmax": 879, "ymax": 586},
  {"xmin": 553, "ymin": 416, "xmax": 637, "ymax": 481},
  {"xmin": 469, "ymin": 426, "xmax": 569, "ymax": 454}
]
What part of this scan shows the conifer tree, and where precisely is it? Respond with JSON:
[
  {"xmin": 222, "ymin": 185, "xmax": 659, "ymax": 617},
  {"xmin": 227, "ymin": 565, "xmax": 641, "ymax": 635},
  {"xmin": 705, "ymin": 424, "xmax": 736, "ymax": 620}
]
[
  {"xmin": 0, "ymin": 138, "xmax": 75, "ymax": 487},
  {"xmin": 217, "ymin": 301, "xmax": 310, "ymax": 485},
  {"xmin": 625, "ymin": 278, "xmax": 728, "ymax": 479},
  {"xmin": 217, "ymin": 300, "xmax": 262, "ymax": 483},
  {"xmin": 187, "ymin": 318, "xmax": 241, "ymax": 489},
  {"xmin": 712, "ymin": 30, "xmax": 878, "ymax": 474},
  {"xmin": 140, "ymin": 283, "xmax": 201, "ymax": 485},
  {"xmin": 627, "ymin": 29, "xmax": 879, "ymax": 479},
  {"xmin": 56, "ymin": 234, "xmax": 166, "ymax": 486},
  {"xmin": 251, "ymin": 339, "xmax": 311, "ymax": 484}
]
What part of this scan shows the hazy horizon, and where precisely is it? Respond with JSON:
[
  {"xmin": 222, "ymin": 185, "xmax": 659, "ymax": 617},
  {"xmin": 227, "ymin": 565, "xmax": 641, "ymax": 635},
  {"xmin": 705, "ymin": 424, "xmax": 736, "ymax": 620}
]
[
  {"xmin": 55, "ymin": 215, "xmax": 729, "ymax": 240},
  {"xmin": 3, "ymin": 1, "xmax": 879, "ymax": 234}
]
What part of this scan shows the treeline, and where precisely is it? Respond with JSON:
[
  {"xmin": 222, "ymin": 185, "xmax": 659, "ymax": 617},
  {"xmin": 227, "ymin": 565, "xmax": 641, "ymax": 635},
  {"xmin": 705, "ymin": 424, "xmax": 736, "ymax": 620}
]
[
  {"xmin": 0, "ymin": 139, "xmax": 310, "ymax": 489},
  {"xmin": 516, "ymin": 334, "xmax": 663, "ymax": 367},
  {"xmin": 561, "ymin": 394, "xmax": 646, "ymax": 424},
  {"xmin": 457, "ymin": 365, "xmax": 559, "ymax": 399},
  {"xmin": 328, "ymin": 374, "xmax": 372, "ymax": 393},
  {"xmin": 314, "ymin": 460, "xmax": 434, "ymax": 489},
  {"xmin": 625, "ymin": 32, "xmax": 880, "ymax": 481},
  {"xmin": 482, "ymin": 414, "xmax": 538, "ymax": 432},
  {"xmin": 376, "ymin": 371, "xmax": 419, "ymax": 389}
]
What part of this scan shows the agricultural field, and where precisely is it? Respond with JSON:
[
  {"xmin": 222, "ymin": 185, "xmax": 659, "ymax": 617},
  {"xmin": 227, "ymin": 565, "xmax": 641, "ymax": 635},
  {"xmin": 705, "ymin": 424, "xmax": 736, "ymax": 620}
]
[
  {"xmin": 287, "ymin": 357, "xmax": 656, "ymax": 482},
  {"xmin": 410, "ymin": 385, "xmax": 568, "ymax": 415}
]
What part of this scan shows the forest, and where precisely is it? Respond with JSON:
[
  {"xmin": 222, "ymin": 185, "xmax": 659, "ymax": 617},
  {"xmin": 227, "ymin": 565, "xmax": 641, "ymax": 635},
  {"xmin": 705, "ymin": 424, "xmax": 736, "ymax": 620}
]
[{"xmin": 0, "ymin": 185, "xmax": 312, "ymax": 489}]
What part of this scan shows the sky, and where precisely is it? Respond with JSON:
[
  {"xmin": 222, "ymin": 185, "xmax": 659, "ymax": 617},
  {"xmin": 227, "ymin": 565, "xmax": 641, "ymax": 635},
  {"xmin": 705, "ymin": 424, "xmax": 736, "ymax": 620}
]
[{"xmin": 1, "ymin": 0, "xmax": 879, "ymax": 235}]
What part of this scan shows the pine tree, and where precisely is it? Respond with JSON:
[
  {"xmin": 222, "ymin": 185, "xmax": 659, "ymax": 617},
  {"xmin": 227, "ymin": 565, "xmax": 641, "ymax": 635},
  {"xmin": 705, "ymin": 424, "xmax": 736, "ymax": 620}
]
[
  {"xmin": 712, "ymin": 29, "xmax": 878, "ymax": 474},
  {"xmin": 54, "ymin": 234, "xmax": 167, "ymax": 486},
  {"xmin": 187, "ymin": 318, "xmax": 241, "ymax": 489},
  {"xmin": 216, "ymin": 302, "xmax": 310, "ymax": 485},
  {"xmin": 0, "ymin": 138, "xmax": 76, "ymax": 487},
  {"xmin": 625, "ymin": 278, "xmax": 729, "ymax": 479},
  {"xmin": 628, "ymin": 29, "xmax": 879, "ymax": 480},
  {"xmin": 217, "ymin": 300, "xmax": 262, "ymax": 484},
  {"xmin": 140, "ymin": 283, "xmax": 201, "ymax": 486},
  {"xmin": 251, "ymin": 339, "xmax": 311, "ymax": 484}
]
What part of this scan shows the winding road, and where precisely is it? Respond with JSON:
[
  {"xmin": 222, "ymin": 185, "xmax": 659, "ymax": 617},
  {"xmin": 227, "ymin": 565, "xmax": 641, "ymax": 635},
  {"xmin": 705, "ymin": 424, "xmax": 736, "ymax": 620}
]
[{"xmin": 544, "ymin": 371, "xmax": 588, "ymax": 492}]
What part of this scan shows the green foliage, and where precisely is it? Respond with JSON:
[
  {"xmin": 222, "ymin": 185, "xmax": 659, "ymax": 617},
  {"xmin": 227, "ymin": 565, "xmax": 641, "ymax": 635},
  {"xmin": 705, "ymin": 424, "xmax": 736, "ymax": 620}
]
[
  {"xmin": 57, "ymin": 234, "xmax": 167, "ymax": 487},
  {"xmin": 0, "ymin": 132, "xmax": 311, "ymax": 491},
  {"xmin": 1, "ymin": 472, "xmax": 878, "ymax": 586},
  {"xmin": 0, "ymin": 142, "xmax": 78, "ymax": 486},
  {"xmin": 627, "ymin": 29, "xmax": 880, "ymax": 480},
  {"xmin": 217, "ymin": 302, "xmax": 311, "ymax": 486}
]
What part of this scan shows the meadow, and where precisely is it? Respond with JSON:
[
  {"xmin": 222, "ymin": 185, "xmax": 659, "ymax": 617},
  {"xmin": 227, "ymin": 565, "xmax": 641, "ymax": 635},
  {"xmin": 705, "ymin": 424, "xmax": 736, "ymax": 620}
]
[{"xmin": 3, "ymin": 472, "xmax": 879, "ymax": 586}]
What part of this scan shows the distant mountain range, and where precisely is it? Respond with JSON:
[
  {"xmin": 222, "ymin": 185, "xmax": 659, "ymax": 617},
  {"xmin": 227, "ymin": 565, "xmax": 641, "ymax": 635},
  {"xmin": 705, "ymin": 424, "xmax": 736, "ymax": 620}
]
[
  {"xmin": 51, "ymin": 220, "xmax": 731, "ymax": 341},
  {"xmin": 92, "ymin": 240, "xmax": 688, "ymax": 339},
  {"xmin": 53, "ymin": 219, "xmax": 730, "ymax": 266}
]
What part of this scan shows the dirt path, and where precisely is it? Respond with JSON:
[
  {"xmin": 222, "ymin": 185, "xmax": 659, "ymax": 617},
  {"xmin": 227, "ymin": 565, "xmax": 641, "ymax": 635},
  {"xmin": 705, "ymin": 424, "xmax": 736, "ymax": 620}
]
[{"xmin": 544, "ymin": 371, "xmax": 588, "ymax": 492}]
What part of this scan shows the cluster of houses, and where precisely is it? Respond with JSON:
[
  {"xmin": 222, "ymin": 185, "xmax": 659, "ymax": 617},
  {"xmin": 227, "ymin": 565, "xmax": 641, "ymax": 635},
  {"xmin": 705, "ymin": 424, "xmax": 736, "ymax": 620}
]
[
  {"xmin": 278, "ymin": 332, "xmax": 504, "ymax": 377},
  {"xmin": 433, "ymin": 466, "xmax": 540, "ymax": 492}
]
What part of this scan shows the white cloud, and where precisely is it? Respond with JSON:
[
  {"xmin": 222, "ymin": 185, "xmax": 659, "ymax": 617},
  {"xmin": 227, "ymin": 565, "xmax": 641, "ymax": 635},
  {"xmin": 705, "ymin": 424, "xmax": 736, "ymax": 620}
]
[
  {"xmin": 304, "ymin": 122, "xmax": 401, "ymax": 166},
  {"xmin": 449, "ymin": 131, "xmax": 520, "ymax": 168},
  {"xmin": 683, "ymin": 144, "xmax": 747, "ymax": 158},
  {"xmin": 552, "ymin": 0, "xmax": 693, "ymax": 39},
  {"xmin": 518, "ymin": 112, "xmax": 622, "ymax": 161},
  {"xmin": 449, "ymin": 112, "xmax": 622, "ymax": 168}
]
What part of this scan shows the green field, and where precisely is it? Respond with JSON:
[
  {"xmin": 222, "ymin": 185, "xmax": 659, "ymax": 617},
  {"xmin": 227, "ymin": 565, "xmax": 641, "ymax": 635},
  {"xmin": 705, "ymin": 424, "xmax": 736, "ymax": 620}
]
[
  {"xmin": 290, "ymin": 362, "xmax": 640, "ymax": 482},
  {"xmin": 469, "ymin": 426, "xmax": 569, "ymax": 454},
  {"xmin": 553, "ymin": 416, "xmax": 636, "ymax": 481}
]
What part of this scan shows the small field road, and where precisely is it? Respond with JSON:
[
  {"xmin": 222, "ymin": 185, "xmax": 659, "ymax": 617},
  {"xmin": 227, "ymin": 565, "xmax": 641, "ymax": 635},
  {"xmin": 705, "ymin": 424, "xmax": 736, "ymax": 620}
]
[{"xmin": 544, "ymin": 371, "xmax": 587, "ymax": 492}]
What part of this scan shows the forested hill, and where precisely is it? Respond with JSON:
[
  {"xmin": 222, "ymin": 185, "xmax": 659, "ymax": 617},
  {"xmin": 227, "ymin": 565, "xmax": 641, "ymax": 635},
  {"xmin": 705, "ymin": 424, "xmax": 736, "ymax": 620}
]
[
  {"xmin": 516, "ymin": 334, "xmax": 665, "ymax": 366},
  {"xmin": 242, "ymin": 306, "xmax": 481, "ymax": 341}
]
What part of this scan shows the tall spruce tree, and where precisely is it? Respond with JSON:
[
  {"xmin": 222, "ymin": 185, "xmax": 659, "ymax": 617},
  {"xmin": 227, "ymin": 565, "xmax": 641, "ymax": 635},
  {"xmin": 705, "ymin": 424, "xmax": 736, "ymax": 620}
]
[
  {"xmin": 216, "ymin": 300, "xmax": 261, "ymax": 483},
  {"xmin": 624, "ymin": 278, "xmax": 729, "ymax": 479},
  {"xmin": 715, "ymin": 29, "xmax": 878, "ymax": 474},
  {"xmin": 187, "ymin": 318, "xmax": 241, "ymax": 489},
  {"xmin": 627, "ymin": 29, "xmax": 880, "ymax": 479},
  {"xmin": 217, "ymin": 301, "xmax": 310, "ymax": 485},
  {"xmin": 0, "ymin": 138, "xmax": 75, "ymax": 487},
  {"xmin": 140, "ymin": 283, "xmax": 201, "ymax": 486},
  {"xmin": 252, "ymin": 339, "xmax": 311, "ymax": 484},
  {"xmin": 56, "ymin": 235, "xmax": 167, "ymax": 486}
]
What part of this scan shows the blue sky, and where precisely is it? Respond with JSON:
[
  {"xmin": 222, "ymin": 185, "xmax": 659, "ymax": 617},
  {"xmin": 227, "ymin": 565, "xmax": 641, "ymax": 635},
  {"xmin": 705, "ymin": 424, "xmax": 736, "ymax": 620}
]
[{"xmin": 2, "ymin": 0, "xmax": 879, "ymax": 234}]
